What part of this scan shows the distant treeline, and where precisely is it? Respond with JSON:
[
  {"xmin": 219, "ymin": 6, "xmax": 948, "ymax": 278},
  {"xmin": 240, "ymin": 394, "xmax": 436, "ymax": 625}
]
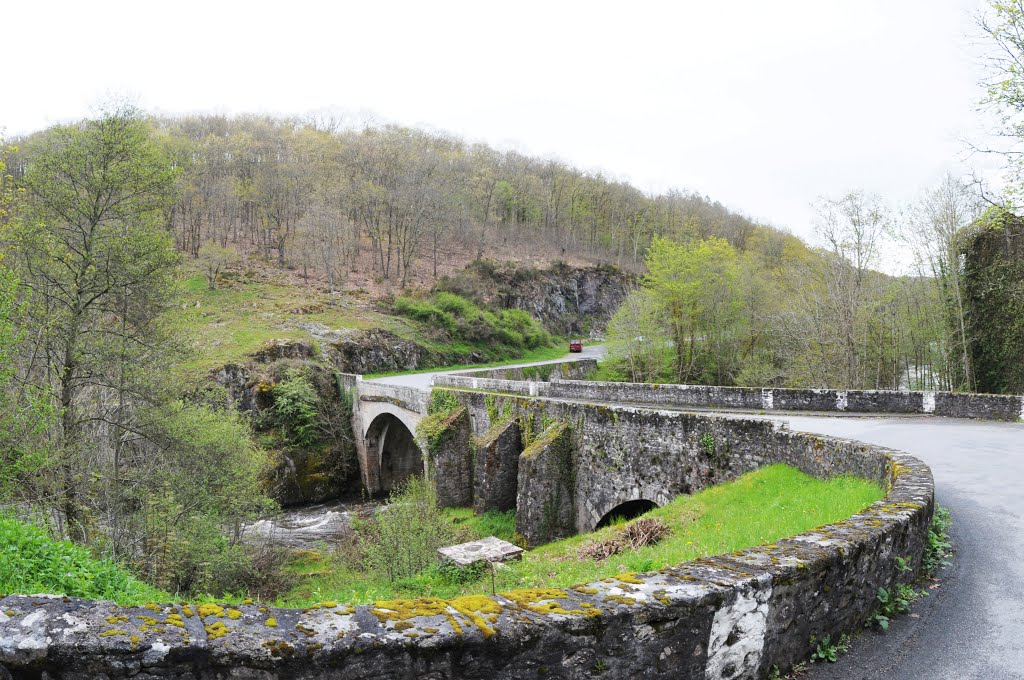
[{"xmin": 7, "ymin": 113, "xmax": 773, "ymax": 286}]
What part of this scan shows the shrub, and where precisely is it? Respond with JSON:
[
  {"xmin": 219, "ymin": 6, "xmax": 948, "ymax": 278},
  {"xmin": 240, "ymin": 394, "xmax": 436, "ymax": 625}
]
[
  {"xmin": 0, "ymin": 514, "xmax": 164, "ymax": 604},
  {"xmin": 393, "ymin": 296, "xmax": 456, "ymax": 334},
  {"xmin": 270, "ymin": 371, "xmax": 320, "ymax": 447},
  {"xmin": 356, "ymin": 477, "xmax": 458, "ymax": 582},
  {"xmin": 392, "ymin": 292, "xmax": 552, "ymax": 356}
]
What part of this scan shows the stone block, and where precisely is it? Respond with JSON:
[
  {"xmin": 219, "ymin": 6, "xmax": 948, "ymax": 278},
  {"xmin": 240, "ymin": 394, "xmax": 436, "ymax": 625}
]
[
  {"xmin": 438, "ymin": 536, "xmax": 524, "ymax": 566},
  {"xmin": 420, "ymin": 406, "xmax": 473, "ymax": 508}
]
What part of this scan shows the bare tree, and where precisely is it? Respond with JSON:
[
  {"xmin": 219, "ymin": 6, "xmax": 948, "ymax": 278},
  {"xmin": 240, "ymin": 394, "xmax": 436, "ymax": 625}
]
[
  {"xmin": 900, "ymin": 174, "xmax": 981, "ymax": 390},
  {"xmin": 812, "ymin": 191, "xmax": 888, "ymax": 388}
]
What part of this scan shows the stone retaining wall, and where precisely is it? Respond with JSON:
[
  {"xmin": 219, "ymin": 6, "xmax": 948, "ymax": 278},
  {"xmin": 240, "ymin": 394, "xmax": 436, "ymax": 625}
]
[
  {"xmin": 0, "ymin": 396, "xmax": 933, "ymax": 680},
  {"xmin": 434, "ymin": 374, "xmax": 1024, "ymax": 421},
  {"xmin": 444, "ymin": 358, "xmax": 598, "ymax": 383}
]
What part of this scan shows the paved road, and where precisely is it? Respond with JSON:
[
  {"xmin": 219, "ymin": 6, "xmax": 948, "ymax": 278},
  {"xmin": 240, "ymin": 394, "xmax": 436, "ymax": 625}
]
[
  {"xmin": 756, "ymin": 415, "xmax": 1024, "ymax": 680},
  {"xmin": 365, "ymin": 343, "xmax": 606, "ymax": 389}
]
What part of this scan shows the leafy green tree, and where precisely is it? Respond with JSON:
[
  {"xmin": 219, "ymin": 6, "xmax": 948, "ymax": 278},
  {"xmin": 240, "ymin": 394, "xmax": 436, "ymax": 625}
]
[
  {"xmin": 0, "ymin": 145, "xmax": 55, "ymax": 503},
  {"xmin": 270, "ymin": 370, "xmax": 320, "ymax": 448},
  {"xmin": 134, "ymin": 401, "xmax": 273, "ymax": 592},
  {"xmin": 197, "ymin": 239, "xmax": 239, "ymax": 290},
  {"xmin": 980, "ymin": 1, "xmax": 1024, "ymax": 200},
  {"xmin": 9, "ymin": 105, "xmax": 179, "ymax": 539},
  {"xmin": 605, "ymin": 288, "xmax": 671, "ymax": 383},
  {"xmin": 643, "ymin": 236, "xmax": 742, "ymax": 384}
]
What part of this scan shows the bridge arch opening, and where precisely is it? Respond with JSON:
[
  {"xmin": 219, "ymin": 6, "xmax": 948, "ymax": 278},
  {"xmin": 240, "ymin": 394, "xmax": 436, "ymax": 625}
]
[
  {"xmin": 365, "ymin": 413, "xmax": 423, "ymax": 494},
  {"xmin": 596, "ymin": 499, "xmax": 659, "ymax": 530}
]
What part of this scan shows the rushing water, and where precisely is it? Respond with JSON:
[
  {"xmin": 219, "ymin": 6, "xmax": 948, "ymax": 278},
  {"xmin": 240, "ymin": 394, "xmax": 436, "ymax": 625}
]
[{"xmin": 242, "ymin": 499, "xmax": 380, "ymax": 549}]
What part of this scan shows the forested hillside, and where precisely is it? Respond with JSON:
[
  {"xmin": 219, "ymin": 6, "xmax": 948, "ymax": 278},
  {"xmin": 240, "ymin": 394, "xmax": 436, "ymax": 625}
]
[{"xmin": 6, "ymin": 113, "xmax": 770, "ymax": 292}]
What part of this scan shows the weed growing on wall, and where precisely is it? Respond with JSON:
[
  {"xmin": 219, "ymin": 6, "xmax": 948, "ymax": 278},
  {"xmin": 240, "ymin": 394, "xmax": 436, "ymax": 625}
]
[{"xmin": 809, "ymin": 633, "xmax": 850, "ymax": 663}]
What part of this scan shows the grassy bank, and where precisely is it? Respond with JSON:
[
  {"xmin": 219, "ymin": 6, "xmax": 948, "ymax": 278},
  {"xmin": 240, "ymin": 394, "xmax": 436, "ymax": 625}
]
[
  {"xmin": 278, "ymin": 464, "xmax": 884, "ymax": 607},
  {"xmin": 174, "ymin": 272, "xmax": 561, "ymax": 376},
  {"xmin": 172, "ymin": 272, "xmax": 406, "ymax": 373},
  {"xmin": 0, "ymin": 515, "xmax": 168, "ymax": 605}
]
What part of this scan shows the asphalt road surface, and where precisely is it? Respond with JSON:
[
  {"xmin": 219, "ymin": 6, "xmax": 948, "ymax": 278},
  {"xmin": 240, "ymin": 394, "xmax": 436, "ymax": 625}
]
[{"xmin": 758, "ymin": 414, "xmax": 1024, "ymax": 680}]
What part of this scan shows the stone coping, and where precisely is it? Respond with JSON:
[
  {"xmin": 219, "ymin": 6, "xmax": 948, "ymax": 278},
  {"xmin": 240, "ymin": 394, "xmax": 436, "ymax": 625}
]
[
  {"xmin": 0, "ymin": 422, "xmax": 933, "ymax": 679},
  {"xmin": 434, "ymin": 373, "xmax": 1024, "ymax": 421}
]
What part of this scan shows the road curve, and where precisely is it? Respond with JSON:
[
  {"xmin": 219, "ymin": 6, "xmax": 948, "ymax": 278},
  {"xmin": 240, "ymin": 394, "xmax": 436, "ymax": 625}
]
[
  {"xmin": 364, "ymin": 343, "xmax": 606, "ymax": 389},
  {"xmin": 759, "ymin": 415, "xmax": 1024, "ymax": 680},
  {"xmin": 367, "ymin": 358, "xmax": 1022, "ymax": 678}
]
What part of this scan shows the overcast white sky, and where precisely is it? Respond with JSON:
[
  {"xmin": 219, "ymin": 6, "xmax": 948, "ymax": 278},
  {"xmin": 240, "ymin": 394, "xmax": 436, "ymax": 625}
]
[{"xmin": 2, "ymin": 0, "xmax": 1004, "ymax": 247}]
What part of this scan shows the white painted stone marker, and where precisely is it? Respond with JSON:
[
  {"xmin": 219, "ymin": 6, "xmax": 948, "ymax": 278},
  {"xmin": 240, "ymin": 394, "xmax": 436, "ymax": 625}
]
[{"xmin": 438, "ymin": 536, "xmax": 524, "ymax": 567}]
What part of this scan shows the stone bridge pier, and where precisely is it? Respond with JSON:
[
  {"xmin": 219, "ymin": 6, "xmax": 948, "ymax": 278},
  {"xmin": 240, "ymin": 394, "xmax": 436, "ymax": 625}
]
[{"xmin": 351, "ymin": 380, "xmax": 430, "ymax": 496}]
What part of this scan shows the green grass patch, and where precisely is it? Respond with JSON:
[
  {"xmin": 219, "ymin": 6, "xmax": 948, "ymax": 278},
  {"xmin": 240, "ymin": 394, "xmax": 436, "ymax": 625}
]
[
  {"xmin": 445, "ymin": 508, "xmax": 517, "ymax": 543},
  {"xmin": 0, "ymin": 515, "xmax": 168, "ymax": 605},
  {"xmin": 172, "ymin": 273, "xmax": 398, "ymax": 374},
  {"xmin": 172, "ymin": 272, "xmax": 563, "ymax": 376},
  {"xmin": 277, "ymin": 464, "xmax": 883, "ymax": 607}
]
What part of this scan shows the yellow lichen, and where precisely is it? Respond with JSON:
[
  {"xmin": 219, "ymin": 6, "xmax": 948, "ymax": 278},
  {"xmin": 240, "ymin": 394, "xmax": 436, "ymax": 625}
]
[
  {"xmin": 226, "ymin": 609, "xmax": 242, "ymax": 620},
  {"xmin": 145, "ymin": 602, "xmax": 162, "ymax": 613},
  {"xmin": 265, "ymin": 617, "xmax": 278, "ymax": 627},
  {"xmin": 393, "ymin": 621, "xmax": 415, "ymax": 631},
  {"xmin": 604, "ymin": 595, "xmax": 638, "ymax": 606},
  {"xmin": 501, "ymin": 589, "xmax": 587, "ymax": 617},
  {"xmin": 197, "ymin": 604, "xmax": 224, "ymax": 619},
  {"xmin": 204, "ymin": 621, "xmax": 229, "ymax": 640},
  {"xmin": 100, "ymin": 629, "xmax": 128, "ymax": 637},
  {"xmin": 182, "ymin": 605, "xmax": 194, "ymax": 618},
  {"xmin": 615, "ymin": 572, "xmax": 644, "ymax": 585},
  {"xmin": 105, "ymin": 615, "xmax": 129, "ymax": 624},
  {"xmin": 572, "ymin": 586, "xmax": 599, "ymax": 595},
  {"xmin": 371, "ymin": 598, "xmax": 450, "ymax": 622},
  {"xmin": 165, "ymin": 613, "xmax": 185, "ymax": 629},
  {"xmin": 449, "ymin": 595, "xmax": 503, "ymax": 639}
]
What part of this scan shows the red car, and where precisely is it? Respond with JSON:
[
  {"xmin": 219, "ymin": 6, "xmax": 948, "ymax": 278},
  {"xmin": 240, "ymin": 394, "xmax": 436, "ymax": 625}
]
[{"xmin": 569, "ymin": 339, "xmax": 583, "ymax": 353}]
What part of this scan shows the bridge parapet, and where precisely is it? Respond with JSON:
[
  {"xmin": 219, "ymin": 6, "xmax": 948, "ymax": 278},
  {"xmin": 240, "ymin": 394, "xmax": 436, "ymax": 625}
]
[
  {"xmin": 0, "ymin": 398, "xmax": 934, "ymax": 680},
  {"xmin": 434, "ymin": 374, "xmax": 1024, "ymax": 421},
  {"xmin": 355, "ymin": 380, "xmax": 430, "ymax": 414}
]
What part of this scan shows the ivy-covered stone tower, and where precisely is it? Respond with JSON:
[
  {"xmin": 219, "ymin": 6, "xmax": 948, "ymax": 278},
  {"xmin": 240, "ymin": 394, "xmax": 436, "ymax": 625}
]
[{"xmin": 960, "ymin": 208, "xmax": 1024, "ymax": 394}]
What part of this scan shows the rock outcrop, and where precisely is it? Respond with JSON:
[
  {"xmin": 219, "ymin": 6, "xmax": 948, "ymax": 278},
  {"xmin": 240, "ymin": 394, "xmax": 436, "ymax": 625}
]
[{"xmin": 439, "ymin": 260, "xmax": 635, "ymax": 336}]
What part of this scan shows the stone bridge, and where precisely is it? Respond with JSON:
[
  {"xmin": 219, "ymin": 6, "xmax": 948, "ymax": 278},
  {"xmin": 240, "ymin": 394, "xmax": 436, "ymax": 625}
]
[
  {"xmin": 4, "ymin": 358, "xmax": 1021, "ymax": 679},
  {"xmin": 349, "ymin": 361, "xmax": 1021, "ymax": 542}
]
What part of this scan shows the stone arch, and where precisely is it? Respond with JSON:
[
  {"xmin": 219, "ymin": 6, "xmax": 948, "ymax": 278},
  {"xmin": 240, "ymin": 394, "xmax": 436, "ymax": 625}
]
[
  {"xmin": 595, "ymin": 499, "xmax": 659, "ymax": 530},
  {"xmin": 364, "ymin": 412, "xmax": 424, "ymax": 495}
]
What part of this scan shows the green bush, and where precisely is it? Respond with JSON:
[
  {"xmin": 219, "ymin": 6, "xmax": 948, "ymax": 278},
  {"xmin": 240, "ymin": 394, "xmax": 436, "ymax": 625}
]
[
  {"xmin": 392, "ymin": 292, "xmax": 552, "ymax": 356},
  {"xmin": 393, "ymin": 296, "xmax": 456, "ymax": 334},
  {"xmin": 270, "ymin": 371, "xmax": 320, "ymax": 447},
  {"xmin": 0, "ymin": 515, "xmax": 164, "ymax": 604},
  {"xmin": 356, "ymin": 477, "xmax": 459, "ymax": 582}
]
